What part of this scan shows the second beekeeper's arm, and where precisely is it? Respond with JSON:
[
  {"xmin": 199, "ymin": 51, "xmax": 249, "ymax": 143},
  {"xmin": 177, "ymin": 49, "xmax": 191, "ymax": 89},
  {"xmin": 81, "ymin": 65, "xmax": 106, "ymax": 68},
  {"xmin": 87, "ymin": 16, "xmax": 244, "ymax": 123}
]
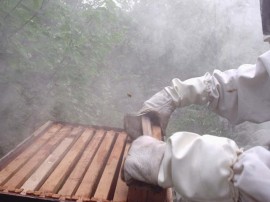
[
  {"xmin": 128, "ymin": 51, "xmax": 270, "ymax": 141},
  {"xmin": 124, "ymin": 50, "xmax": 270, "ymax": 202},
  {"xmin": 169, "ymin": 50, "xmax": 270, "ymax": 125},
  {"xmin": 140, "ymin": 50, "xmax": 270, "ymax": 129}
]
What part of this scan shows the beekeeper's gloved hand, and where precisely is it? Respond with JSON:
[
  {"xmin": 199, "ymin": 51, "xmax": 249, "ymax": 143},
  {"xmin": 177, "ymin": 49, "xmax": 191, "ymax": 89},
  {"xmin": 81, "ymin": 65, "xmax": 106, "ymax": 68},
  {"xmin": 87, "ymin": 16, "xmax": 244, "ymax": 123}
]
[
  {"xmin": 123, "ymin": 131, "xmax": 241, "ymax": 202},
  {"xmin": 140, "ymin": 74, "xmax": 211, "ymax": 131},
  {"xmin": 137, "ymin": 89, "xmax": 176, "ymax": 136},
  {"xmin": 125, "ymin": 73, "xmax": 211, "ymax": 139},
  {"xmin": 122, "ymin": 136, "xmax": 166, "ymax": 186}
]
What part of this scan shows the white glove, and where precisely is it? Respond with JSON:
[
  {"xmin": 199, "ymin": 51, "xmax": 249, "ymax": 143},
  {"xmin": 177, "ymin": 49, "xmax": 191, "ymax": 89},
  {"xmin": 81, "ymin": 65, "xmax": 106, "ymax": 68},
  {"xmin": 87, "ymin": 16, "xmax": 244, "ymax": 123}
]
[
  {"xmin": 138, "ymin": 89, "xmax": 176, "ymax": 135},
  {"xmin": 123, "ymin": 90, "xmax": 176, "ymax": 140},
  {"xmin": 135, "ymin": 74, "xmax": 211, "ymax": 137},
  {"xmin": 124, "ymin": 89, "xmax": 177, "ymax": 140},
  {"xmin": 122, "ymin": 136, "xmax": 166, "ymax": 186}
]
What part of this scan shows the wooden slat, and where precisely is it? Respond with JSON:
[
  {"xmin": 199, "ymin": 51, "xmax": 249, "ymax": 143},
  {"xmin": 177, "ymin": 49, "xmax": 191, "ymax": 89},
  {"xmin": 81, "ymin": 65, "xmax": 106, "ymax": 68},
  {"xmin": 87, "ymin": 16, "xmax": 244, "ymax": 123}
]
[
  {"xmin": 3, "ymin": 125, "xmax": 73, "ymax": 189},
  {"xmin": 0, "ymin": 121, "xmax": 53, "ymax": 170},
  {"xmin": 20, "ymin": 137, "xmax": 75, "ymax": 192},
  {"xmin": 0, "ymin": 123, "xmax": 62, "ymax": 185},
  {"xmin": 0, "ymin": 121, "xmax": 168, "ymax": 202},
  {"xmin": 127, "ymin": 187, "xmax": 148, "ymax": 202},
  {"xmin": 75, "ymin": 131, "xmax": 116, "ymax": 199},
  {"xmin": 94, "ymin": 132, "xmax": 127, "ymax": 200},
  {"xmin": 128, "ymin": 186, "xmax": 166, "ymax": 202},
  {"xmin": 58, "ymin": 129, "xmax": 105, "ymax": 196},
  {"xmin": 113, "ymin": 143, "xmax": 130, "ymax": 202},
  {"xmin": 21, "ymin": 126, "xmax": 85, "ymax": 193},
  {"xmin": 141, "ymin": 116, "xmax": 152, "ymax": 136},
  {"xmin": 70, "ymin": 126, "xmax": 84, "ymax": 136},
  {"xmin": 152, "ymin": 125, "xmax": 162, "ymax": 140},
  {"xmin": 146, "ymin": 189, "xmax": 167, "ymax": 202},
  {"xmin": 166, "ymin": 188, "xmax": 173, "ymax": 202},
  {"xmin": 39, "ymin": 128, "xmax": 95, "ymax": 194}
]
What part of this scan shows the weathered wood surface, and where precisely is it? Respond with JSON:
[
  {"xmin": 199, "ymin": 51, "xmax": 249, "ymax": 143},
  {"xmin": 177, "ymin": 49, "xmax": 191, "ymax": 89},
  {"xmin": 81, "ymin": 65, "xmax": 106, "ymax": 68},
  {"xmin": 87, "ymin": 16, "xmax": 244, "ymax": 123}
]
[
  {"xmin": 0, "ymin": 121, "xmax": 54, "ymax": 170},
  {"xmin": 74, "ymin": 130, "xmax": 116, "ymax": 199},
  {"xmin": 141, "ymin": 116, "xmax": 152, "ymax": 136},
  {"xmin": 0, "ymin": 122, "xmax": 60, "ymax": 185},
  {"xmin": 93, "ymin": 132, "xmax": 127, "ymax": 200},
  {"xmin": 20, "ymin": 126, "xmax": 85, "ymax": 194},
  {"xmin": 0, "ymin": 121, "xmax": 172, "ymax": 202},
  {"xmin": 113, "ymin": 143, "xmax": 130, "ymax": 202},
  {"xmin": 39, "ymin": 127, "xmax": 90, "ymax": 194},
  {"xmin": 21, "ymin": 137, "xmax": 74, "ymax": 193},
  {"xmin": 5, "ymin": 126, "xmax": 73, "ymax": 189},
  {"xmin": 58, "ymin": 129, "xmax": 105, "ymax": 197}
]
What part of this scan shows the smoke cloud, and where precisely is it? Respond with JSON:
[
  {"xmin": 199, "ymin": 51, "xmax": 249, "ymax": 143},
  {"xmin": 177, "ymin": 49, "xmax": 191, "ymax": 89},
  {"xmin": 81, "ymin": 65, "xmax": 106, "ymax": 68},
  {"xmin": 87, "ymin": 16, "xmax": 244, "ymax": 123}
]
[{"xmin": 0, "ymin": 0, "xmax": 268, "ymax": 156}]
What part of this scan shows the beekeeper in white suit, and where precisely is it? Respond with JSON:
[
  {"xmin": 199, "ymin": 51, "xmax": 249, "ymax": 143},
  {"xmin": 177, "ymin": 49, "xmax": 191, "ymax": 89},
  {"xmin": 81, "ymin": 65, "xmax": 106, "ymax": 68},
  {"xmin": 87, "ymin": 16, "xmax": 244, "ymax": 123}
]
[{"xmin": 122, "ymin": 1, "xmax": 270, "ymax": 201}]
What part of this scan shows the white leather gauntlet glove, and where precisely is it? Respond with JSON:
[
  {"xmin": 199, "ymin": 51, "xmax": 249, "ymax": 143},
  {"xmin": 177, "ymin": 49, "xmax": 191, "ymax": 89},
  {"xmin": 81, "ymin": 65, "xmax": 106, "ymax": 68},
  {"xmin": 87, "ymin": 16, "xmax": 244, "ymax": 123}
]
[
  {"xmin": 124, "ymin": 89, "xmax": 176, "ymax": 140},
  {"xmin": 124, "ymin": 73, "xmax": 212, "ymax": 140},
  {"xmin": 122, "ymin": 136, "xmax": 166, "ymax": 185},
  {"xmin": 140, "ymin": 73, "xmax": 211, "ymax": 131},
  {"xmin": 138, "ymin": 89, "xmax": 177, "ymax": 135}
]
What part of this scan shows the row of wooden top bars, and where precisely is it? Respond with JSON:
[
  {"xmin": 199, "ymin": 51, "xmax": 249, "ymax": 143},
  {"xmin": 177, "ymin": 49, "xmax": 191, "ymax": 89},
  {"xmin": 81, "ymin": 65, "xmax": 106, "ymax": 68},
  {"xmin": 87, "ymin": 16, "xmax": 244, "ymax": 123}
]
[{"xmin": 0, "ymin": 120, "xmax": 173, "ymax": 202}]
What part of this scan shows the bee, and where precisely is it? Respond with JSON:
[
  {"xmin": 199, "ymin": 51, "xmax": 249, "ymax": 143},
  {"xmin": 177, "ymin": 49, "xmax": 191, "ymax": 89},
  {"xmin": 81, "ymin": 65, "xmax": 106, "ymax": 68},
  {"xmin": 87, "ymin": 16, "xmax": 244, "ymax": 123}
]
[{"xmin": 127, "ymin": 93, "xmax": 132, "ymax": 98}]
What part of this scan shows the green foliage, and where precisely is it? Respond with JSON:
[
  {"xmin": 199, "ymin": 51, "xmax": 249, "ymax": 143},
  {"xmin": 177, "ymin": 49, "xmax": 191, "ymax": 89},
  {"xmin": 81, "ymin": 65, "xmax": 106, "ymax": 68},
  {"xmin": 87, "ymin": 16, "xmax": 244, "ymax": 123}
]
[
  {"xmin": 0, "ymin": 0, "xmax": 255, "ymax": 156},
  {"xmin": 167, "ymin": 105, "xmax": 234, "ymax": 138},
  {"xmin": 3, "ymin": 0, "xmax": 128, "ymax": 111},
  {"xmin": 0, "ymin": 0, "xmax": 129, "ymax": 155}
]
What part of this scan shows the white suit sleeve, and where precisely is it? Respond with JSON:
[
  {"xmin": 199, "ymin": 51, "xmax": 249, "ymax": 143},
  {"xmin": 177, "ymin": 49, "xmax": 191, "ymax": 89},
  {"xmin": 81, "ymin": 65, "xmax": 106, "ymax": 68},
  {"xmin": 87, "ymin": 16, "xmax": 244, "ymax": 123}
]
[
  {"xmin": 165, "ymin": 50, "xmax": 270, "ymax": 124},
  {"xmin": 158, "ymin": 132, "xmax": 242, "ymax": 202},
  {"xmin": 233, "ymin": 146, "xmax": 270, "ymax": 202}
]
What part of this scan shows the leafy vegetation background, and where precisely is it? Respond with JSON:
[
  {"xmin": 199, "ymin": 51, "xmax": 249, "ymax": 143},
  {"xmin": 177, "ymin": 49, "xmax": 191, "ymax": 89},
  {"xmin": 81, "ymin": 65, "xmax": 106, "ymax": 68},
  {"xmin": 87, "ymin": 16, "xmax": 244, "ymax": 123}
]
[{"xmin": 0, "ymin": 0, "xmax": 268, "ymax": 156}]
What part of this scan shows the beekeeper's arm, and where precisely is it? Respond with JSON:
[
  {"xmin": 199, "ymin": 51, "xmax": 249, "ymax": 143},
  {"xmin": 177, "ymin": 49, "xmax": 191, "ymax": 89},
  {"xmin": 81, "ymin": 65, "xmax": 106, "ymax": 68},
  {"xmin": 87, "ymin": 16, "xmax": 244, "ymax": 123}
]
[
  {"xmin": 124, "ymin": 51, "xmax": 270, "ymax": 202},
  {"xmin": 123, "ymin": 134, "xmax": 270, "ymax": 202},
  {"xmin": 125, "ymin": 51, "xmax": 270, "ymax": 140},
  {"xmin": 135, "ymin": 50, "xmax": 270, "ymax": 136}
]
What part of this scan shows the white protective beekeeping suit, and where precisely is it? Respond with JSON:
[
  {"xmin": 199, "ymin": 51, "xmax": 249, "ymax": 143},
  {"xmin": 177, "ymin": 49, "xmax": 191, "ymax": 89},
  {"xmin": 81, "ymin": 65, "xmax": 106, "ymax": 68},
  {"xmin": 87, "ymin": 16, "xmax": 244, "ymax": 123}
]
[
  {"xmin": 123, "ymin": 50, "xmax": 270, "ymax": 202},
  {"xmin": 124, "ymin": 1, "xmax": 270, "ymax": 199},
  {"xmin": 124, "ymin": 2, "xmax": 270, "ymax": 198},
  {"xmin": 158, "ymin": 50, "xmax": 270, "ymax": 202}
]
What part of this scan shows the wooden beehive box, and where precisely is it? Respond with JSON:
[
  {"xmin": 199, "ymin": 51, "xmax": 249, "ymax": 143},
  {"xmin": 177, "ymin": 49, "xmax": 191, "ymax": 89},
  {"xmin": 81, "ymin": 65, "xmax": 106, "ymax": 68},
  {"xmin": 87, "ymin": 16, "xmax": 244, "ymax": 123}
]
[{"xmin": 0, "ymin": 121, "xmax": 172, "ymax": 202}]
